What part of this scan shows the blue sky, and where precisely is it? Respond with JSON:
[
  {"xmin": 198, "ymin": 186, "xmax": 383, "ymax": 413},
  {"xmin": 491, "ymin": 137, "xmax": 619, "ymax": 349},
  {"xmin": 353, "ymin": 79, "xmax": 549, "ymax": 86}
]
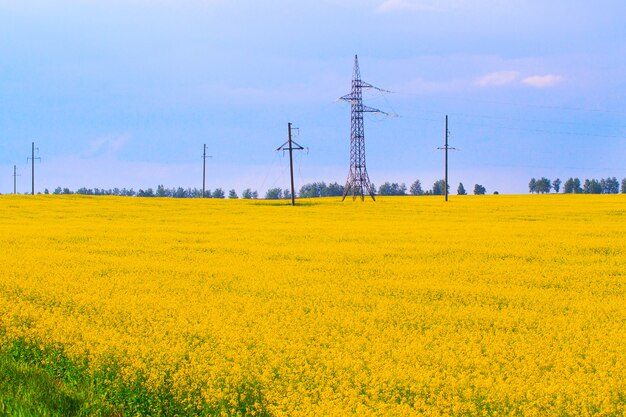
[{"xmin": 1, "ymin": 0, "xmax": 625, "ymax": 194}]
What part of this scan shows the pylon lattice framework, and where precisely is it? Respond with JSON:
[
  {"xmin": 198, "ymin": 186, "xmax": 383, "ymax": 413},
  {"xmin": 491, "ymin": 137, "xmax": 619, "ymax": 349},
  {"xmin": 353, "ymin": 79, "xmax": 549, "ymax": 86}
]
[{"xmin": 340, "ymin": 55, "xmax": 390, "ymax": 201}]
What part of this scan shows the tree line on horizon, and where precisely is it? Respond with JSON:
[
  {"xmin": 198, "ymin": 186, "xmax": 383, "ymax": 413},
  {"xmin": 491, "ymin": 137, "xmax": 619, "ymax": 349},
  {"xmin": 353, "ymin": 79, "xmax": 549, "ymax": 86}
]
[
  {"xmin": 10, "ymin": 176, "xmax": 624, "ymax": 198},
  {"xmin": 24, "ymin": 180, "xmax": 490, "ymax": 199},
  {"xmin": 528, "ymin": 177, "xmax": 624, "ymax": 194}
]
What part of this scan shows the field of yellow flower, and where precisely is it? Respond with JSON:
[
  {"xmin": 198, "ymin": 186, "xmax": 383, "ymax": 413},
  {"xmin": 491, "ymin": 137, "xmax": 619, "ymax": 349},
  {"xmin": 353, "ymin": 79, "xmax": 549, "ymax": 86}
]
[{"xmin": 0, "ymin": 194, "xmax": 625, "ymax": 416}]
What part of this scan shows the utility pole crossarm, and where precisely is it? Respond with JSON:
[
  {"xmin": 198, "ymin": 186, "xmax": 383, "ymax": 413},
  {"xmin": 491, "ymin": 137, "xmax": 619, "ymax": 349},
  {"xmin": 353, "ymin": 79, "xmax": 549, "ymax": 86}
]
[{"xmin": 276, "ymin": 140, "xmax": 304, "ymax": 151}]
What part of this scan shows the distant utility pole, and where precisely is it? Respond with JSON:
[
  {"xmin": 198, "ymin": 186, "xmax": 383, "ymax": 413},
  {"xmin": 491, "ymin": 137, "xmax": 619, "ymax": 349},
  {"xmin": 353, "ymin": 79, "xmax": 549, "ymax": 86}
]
[
  {"xmin": 13, "ymin": 165, "xmax": 20, "ymax": 194},
  {"xmin": 27, "ymin": 142, "xmax": 41, "ymax": 195},
  {"xmin": 201, "ymin": 144, "xmax": 212, "ymax": 198},
  {"xmin": 276, "ymin": 122, "xmax": 304, "ymax": 206},
  {"xmin": 437, "ymin": 115, "xmax": 456, "ymax": 202}
]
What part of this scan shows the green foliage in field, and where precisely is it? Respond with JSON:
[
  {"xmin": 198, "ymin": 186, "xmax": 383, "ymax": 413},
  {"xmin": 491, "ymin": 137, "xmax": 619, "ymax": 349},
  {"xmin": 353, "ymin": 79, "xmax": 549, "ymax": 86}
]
[{"xmin": 0, "ymin": 347, "xmax": 87, "ymax": 416}]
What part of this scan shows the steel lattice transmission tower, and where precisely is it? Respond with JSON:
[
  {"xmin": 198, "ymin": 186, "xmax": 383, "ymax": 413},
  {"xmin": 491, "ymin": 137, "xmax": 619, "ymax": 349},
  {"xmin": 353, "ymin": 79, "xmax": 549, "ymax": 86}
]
[{"xmin": 339, "ymin": 55, "xmax": 391, "ymax": 201}]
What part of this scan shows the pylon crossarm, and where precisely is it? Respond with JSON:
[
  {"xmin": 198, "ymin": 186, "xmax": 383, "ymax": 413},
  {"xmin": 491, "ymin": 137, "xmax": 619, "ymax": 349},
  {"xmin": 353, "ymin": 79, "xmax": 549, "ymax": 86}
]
[
  {"xmin": 361, "ymin": 105, "xmax": 389, "ymax": 114},
  {"xmin": 358, "ymin": 82, "xmax": 392, "ymax": 93},
  {"xmin": 338, "ymin": 94, "xmax": 357, "ymax": 103}
]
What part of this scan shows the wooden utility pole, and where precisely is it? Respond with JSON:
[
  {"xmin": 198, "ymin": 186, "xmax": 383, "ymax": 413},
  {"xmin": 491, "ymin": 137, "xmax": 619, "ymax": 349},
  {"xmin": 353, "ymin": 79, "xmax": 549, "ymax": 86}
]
[
  {"xmin": 437, "ymin": 116, "xmax": 456, "ymax": 202},
  {"xmin": 13, "ymin": 165, "xmax": 19, "ymax": 194},
  {"xmin": 444, "ymin": 115, "xmax": 449, "ymax": 202},
  {"xmin": 276, "ymin": 122, "xmax": 304, "ymax": 206},
  {"xmin": 201, "ymin": 144, "xmax": 212, "ymax": 198},
  {"xmin": 27, "ymin": 142, "xmax": 41, "ymax": 195}
]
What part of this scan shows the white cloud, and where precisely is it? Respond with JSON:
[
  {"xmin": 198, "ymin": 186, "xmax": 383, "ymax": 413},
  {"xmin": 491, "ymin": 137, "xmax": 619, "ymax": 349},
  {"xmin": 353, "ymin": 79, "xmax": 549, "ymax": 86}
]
[
  {"xmin": 522, "ymin": 74, "xmax": 562, "ymax": 88},
  {"xmin": 475, "ymin": 71, "xmax": 520, "ymax": 87},
  {"xmin": 377, "ymin": 0, "xmax": 442, "ymax": 12}
]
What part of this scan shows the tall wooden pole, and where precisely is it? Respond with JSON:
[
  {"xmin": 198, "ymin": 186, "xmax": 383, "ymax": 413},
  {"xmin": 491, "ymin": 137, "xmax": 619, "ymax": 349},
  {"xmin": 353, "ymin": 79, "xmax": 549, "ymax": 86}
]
[
  {"xmin": 276, "ymin": 123, "xmax": 304, "ymax": 206},
  {"xmin": 202, "ymin": 144, "xmax": 206, "ymax": 198},
  {"xmin": 444, "ymin": 115, "xmax": 448, "ymax": 202},
  {"xmin": 287, "ymin": 123, "xmax": 296, "ymax": 206},
  {"xmin": 31, "ymin": 142, "xmax": 36, "ymax": 195}
]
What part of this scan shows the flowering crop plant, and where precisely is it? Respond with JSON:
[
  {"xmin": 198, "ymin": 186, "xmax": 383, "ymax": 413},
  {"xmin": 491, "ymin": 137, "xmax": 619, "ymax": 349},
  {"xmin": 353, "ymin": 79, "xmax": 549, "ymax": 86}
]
[{"xmin": 1, "ymin": 194, "xmax": 625, "ymax": 416}]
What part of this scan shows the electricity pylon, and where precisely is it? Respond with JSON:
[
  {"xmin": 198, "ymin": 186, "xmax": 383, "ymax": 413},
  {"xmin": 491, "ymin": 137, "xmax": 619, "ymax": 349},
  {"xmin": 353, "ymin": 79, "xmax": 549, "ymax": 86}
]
[{"xmin": 339, "ymin": 55, "xmax": 391, "ymax": 201}]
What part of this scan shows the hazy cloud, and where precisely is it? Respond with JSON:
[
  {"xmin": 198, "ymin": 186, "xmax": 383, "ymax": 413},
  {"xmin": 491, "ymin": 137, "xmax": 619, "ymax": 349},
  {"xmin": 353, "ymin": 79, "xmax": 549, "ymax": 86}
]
[
  {"xmin": 475, "ymin": 71, "xmax": 520, "ymax": 87},
  {"xmin": 376, "ymin": 0, "xmax": 504, "ymax": 13},
  {"xmin": 83, "ymin": 134, "xmax": 130, "ymax": 158},
  {"xmin": 522, "ymin": 74, "xmax": 562, "ymax": 88}
]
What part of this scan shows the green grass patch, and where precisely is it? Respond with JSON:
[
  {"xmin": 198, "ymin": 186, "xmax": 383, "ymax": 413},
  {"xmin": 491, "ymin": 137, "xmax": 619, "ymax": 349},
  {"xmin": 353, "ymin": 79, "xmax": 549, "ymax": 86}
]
[
  {"xmin": 0, "ymin": 338, "xmax": 270, "ymax": 416},
  {"xmin": 0, "ymin": 339, "xmax": 123, "ymax": 417},
  {"xmin": 0, "ymin": 348, "xmax": 97, "ymax": 416}
]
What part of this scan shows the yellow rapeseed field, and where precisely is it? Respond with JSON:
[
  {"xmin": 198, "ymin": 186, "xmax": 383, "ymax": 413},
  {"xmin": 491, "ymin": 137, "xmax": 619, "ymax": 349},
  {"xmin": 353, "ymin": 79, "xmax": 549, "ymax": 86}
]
[{"xmin": 0, "ymin": 194, "xmax": 625, "ymax": 416}]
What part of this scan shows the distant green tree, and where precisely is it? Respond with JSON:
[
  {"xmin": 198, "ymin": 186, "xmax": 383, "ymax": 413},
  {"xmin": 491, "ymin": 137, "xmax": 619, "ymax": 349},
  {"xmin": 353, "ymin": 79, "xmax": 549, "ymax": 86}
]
[
  {"xmin": 283, "ymin": 189, "xmax": 292, "ymax": 200},
  {"xmin": 409, "ymin": 180, "xmax": 424, "ymax": 196},
  {"xmin": 573, "ymin": 178, "xmax": 582, "ymax": 193},
  {"xmin": 326, "ymin": 182, "xmax": 344, "ymax": 196},
  {"xmin": 228, "ymin": 189, "xmax": 238, "ymax": 199},
  {"xmin": 265, "ymin": 188, "xmax": 282, "ymax": 199},
  {"xmin": 552, "ymin": 178, "xmax": 561, "ymax": 193},
  {"xmin": 156, "ymin": 184, "xmax": 168, "ymax": 197},
  {"xmin": 563, "ymin": 178, "xmax": 574, "ymax": 193},
  {"xmin": 583, "ymin": 179, "xmax": 602, "ymax": 194},
  {"xmin": 242, "ymin": 189, "xmax": 253, "ymax": 199},
  {"xmin": 622, "ymin": 178, "xmax": 626, "ymax": 194},
  {"xmin": 535, "ymin": 177, "xmax": 552, "ymax": 194},
  {"xmin": 473, "ymin": 184, "xmax": 486, "ymax": 195},
  {"xmin": 298, "ymin": 182, "xmax": 343, "ymax": 198},
  {"xmin": 528, "ymin": 178, "xmax": 537, "ymax": 193},
  {"xmin": 212, "ymin": 188, "xmax": 225, "ymax": 198},
  {"xmin": 601, "ymin": 177, "xmax": 619, "ymax": 194},
  {"xmin": 138, "ymin": 188, "xmax": 155, "ymax": 197},
  {"xmin": 299, "ymin": 183, "xmax": 321, "ymax": 198},
  {"xmin": 251, "ymin": 190, "xmax": 259, "ymax": 199},
  {"xmin": 432, "ymin": 180, "xmax": 448, "ymax": 196},
  {"xmin": 379, "ymin": 182, "xmax": 407, "ymax": 196},
  {"xmin": 457, "ymin": 183, "xmax": 467, "ymax": 195}
]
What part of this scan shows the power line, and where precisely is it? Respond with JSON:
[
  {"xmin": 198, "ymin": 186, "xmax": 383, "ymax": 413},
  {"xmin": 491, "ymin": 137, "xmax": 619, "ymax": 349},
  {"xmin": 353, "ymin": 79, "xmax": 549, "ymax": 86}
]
[
  {"xmin": 395, "ymin": 110, "xmax": 626, "ymax": 140},
  {"xmin": 393, "ymin": 93, "xmax": 626, "ymax": 117}
]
